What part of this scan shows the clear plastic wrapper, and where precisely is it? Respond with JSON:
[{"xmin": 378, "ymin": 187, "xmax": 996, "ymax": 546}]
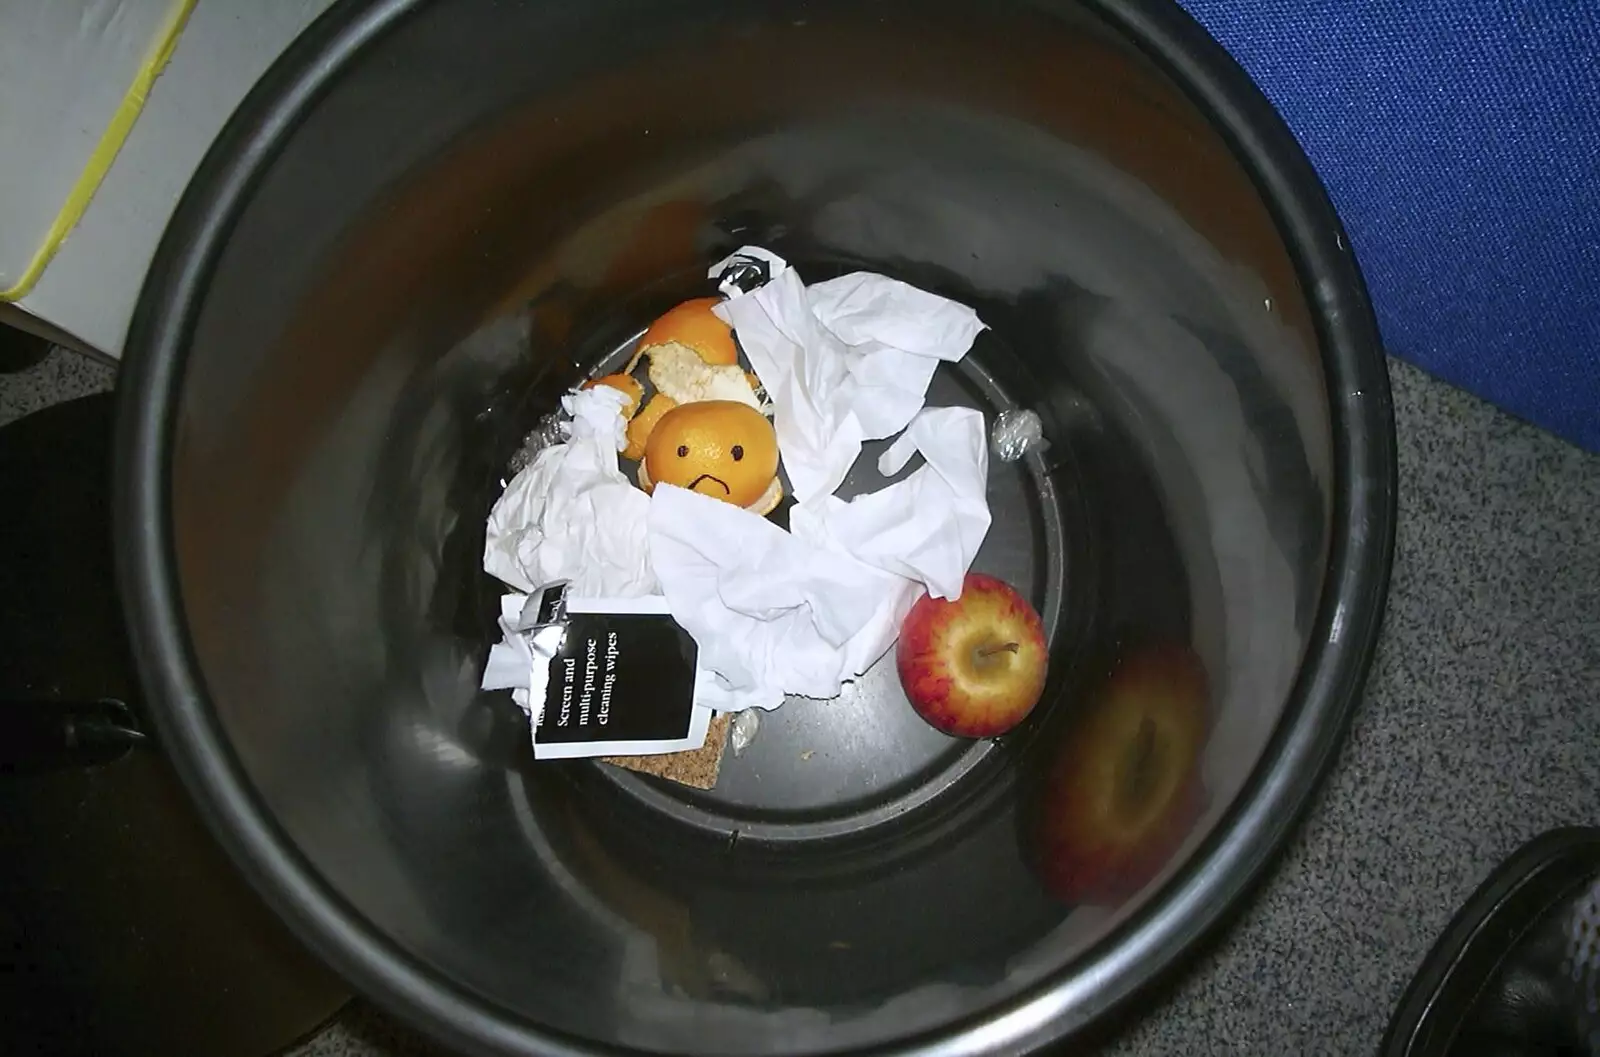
[
  {"xmin": 990, "ymin": 408, "xmax": 1047, "ymax": 461},
  {"xmin": 730, "ymin": 708, "xmax": 761, "ymax": 756},
  {"xmin": 506, "ymin": 410, "xmax": 568, "ymax": 476}
]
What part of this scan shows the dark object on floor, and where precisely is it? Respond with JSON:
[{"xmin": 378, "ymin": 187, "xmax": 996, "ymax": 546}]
[
  {"xmin": 0, "ymin": 394, "xmax": 349, "ymax": 1057},
  {"xmin": 0, "ymin": 320, "xmax": 52, "ymax": 373},
  {"xmin": 1383, "ymin": 827, "xmax": 1600, "ymax": 1057}
]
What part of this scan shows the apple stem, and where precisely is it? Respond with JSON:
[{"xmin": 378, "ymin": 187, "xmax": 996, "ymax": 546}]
[{"xmin": 977, "ymin": 642, "xmax": 1021, "ymax": 658}]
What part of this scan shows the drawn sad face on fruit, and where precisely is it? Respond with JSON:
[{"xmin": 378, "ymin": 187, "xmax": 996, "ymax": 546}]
[{"xmin": 637, "ymin": 400, "xmax": 783, "ymax": 515}]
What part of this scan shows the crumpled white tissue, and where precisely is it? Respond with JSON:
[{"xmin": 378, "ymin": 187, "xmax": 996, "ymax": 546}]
[
  {"xmin": 791, "ymin": 406, "xmax": 991, "ymax": 602},
  {"xmin": 711, "ymin": 246, "xmax": 986, "ymax": 503},
  {"xmin": 483, "ymin": 384, "xmax": 657, "ymax": 597},
  {"xmin": 649, "ymin": 405, "xmax": 991, "ymax": 711}
]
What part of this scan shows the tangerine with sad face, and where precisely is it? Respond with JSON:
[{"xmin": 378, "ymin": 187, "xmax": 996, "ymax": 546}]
[{"xmin": 637, "ymin": 400, "xmax": 783, "ymax": 515}]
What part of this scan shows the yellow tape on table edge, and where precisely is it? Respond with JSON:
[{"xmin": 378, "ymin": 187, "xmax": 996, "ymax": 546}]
[{"xmin": 0, "ymin": 0, "xmax": 198, "ymax": 302}]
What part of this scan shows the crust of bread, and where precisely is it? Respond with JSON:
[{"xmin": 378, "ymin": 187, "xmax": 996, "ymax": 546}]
[{"xmin": 745, "ymin": 475, "xmax": 785, "ymax": 517}]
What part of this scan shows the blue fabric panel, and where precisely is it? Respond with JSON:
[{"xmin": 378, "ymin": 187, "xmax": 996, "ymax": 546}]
[{"xmin": 1178, "ymin": 2, "xmax": 1600, "ymax": 449}]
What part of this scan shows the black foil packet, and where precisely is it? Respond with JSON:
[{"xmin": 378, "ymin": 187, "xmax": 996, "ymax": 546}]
[{"xmin": 525, "ymin": 583, "xmax": 711, "ymax": 759}]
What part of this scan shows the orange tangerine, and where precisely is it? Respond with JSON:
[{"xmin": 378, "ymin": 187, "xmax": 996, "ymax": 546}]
[{"xmin": 638, "ymin": 400, "xmax": 782, "ymax": 514}]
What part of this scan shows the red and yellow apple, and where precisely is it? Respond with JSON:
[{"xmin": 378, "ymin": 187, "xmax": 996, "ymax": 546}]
[
  {"xmin": 1033, "ymin": 646, "xmax": 1209, "ymax": 906},
  {"xmin": 895, "ymin": 573, "xmax": 1049, "ymax": 738}
]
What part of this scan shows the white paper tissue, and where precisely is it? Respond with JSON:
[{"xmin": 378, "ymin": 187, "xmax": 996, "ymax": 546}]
[
  {"xmin": 711, "ymin": 246, "xmax": 986, "ymax": 503},
  {"xmin": 648, "ymin": 484, "xmax": 905, "ymax": 710},
  {"xmin": 482, "ymin": 246, "xmax": 992, "ymax": 719},
  {"xmin": 483, "ymin": 384, "xmax": 657, "ymax": 597},
  {"xmin": 790, "ymin": 406, "xmax": 991, "ymax": 602}
]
